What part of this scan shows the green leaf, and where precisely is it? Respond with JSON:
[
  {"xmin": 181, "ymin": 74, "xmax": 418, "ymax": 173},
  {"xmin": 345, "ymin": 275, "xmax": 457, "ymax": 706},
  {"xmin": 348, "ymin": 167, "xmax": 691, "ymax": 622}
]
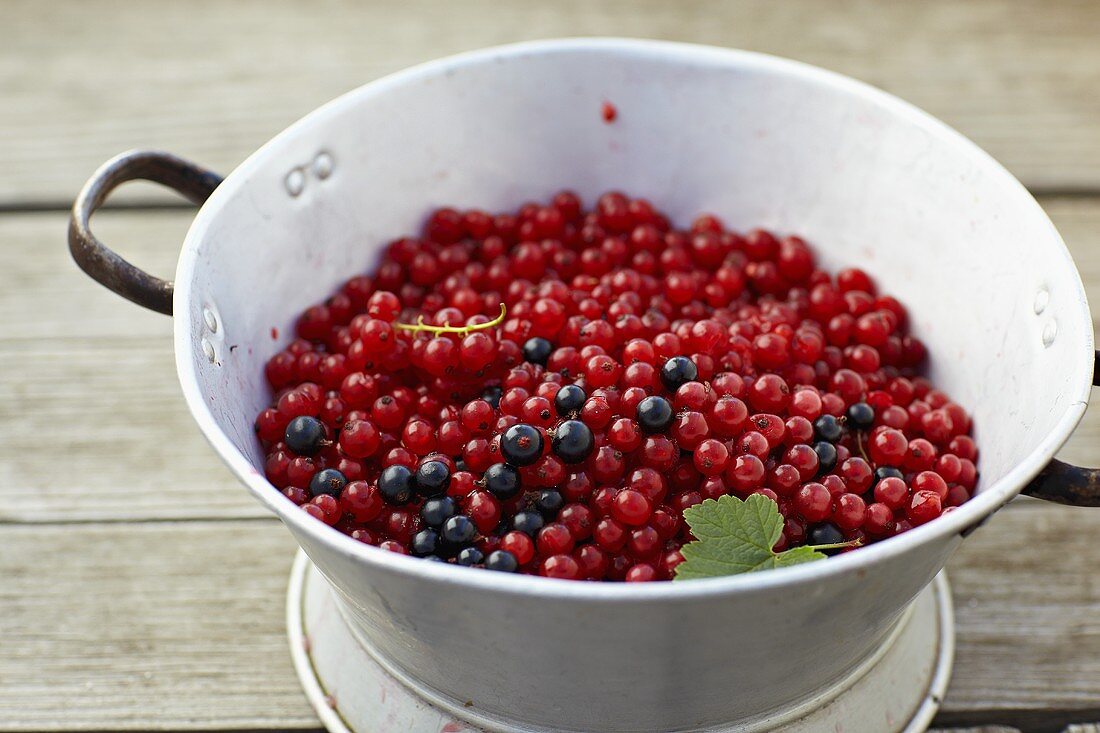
[{"xmin": 673, "ymin": 494, "xmax": 849, "ymax": 581}]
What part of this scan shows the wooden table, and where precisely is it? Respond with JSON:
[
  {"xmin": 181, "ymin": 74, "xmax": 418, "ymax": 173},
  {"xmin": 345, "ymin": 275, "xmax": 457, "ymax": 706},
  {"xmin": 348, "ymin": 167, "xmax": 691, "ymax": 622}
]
[{"xmin": 4, "ymin": 2, "xmax": 1100, "ymax": 731}]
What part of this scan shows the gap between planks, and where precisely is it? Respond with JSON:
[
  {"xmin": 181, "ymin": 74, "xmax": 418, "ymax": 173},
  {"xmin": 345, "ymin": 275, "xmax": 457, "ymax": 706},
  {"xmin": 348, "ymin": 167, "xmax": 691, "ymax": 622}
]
[{"xmin": 5, "ymin": 182, "xmax": 1100, "ymax": 216}]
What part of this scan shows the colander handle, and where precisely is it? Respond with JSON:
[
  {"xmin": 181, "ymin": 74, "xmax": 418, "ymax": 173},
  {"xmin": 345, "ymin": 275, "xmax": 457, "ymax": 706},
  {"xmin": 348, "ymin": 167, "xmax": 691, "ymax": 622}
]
[
  {"xmin": 69, "ymin": 150, "xmax": 223, "ymax": 315},
  {"xmin": 1021, "ymin": 350, "xmax": 1100, "ymax": 506}
]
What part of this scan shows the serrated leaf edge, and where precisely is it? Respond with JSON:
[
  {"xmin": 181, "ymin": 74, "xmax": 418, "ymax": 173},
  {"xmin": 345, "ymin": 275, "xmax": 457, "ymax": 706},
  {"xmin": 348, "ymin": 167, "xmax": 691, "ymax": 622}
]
[{"xmin": 674, "ymin": 494, "xmax": 833, "ymax": 581}]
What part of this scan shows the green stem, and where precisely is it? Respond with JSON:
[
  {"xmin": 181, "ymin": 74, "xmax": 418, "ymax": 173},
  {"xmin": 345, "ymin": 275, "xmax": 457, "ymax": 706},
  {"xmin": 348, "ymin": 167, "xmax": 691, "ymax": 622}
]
[
  {"xmin": 393, "ymin": 303, "xmax": 507, "ymax": 337},
  {"xmin": 855, "ymin": 431, "xmax": 870, "ymax": 462}
]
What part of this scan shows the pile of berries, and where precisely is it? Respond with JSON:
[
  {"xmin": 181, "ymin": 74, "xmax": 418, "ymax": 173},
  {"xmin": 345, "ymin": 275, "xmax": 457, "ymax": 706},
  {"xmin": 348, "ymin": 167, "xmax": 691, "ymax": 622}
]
[{"xmin": 255, "ymin": 191, "xmax": 978, "ymax": 582}]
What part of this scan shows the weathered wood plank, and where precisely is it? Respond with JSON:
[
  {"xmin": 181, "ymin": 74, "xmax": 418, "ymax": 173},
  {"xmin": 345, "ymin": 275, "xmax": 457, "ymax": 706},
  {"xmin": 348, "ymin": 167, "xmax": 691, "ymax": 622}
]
[
  {"xmin": 0, "ymin": 520, "xmax": 316, "ymax": 732},
  {"xmin": 0, "ymin": 336, "xmax": 265, "ymax": 522},
  {"xmin": 2, "ymin": 507, "xmax": 1100, "ymax": 730},
  {"xmin": 0, "ymin": 210, "xmax": 188, "ymax": 340},
  {"xmin": 936, "ymin": 504, "xmax": 1100, "ymax": 732},
  {"xmin": 4, "ymin": 0, "xmax": 1100, "ymax": 208},
  {"xmin": 0, "ymin": 211, "xmax": 262, "ymax": 522}
]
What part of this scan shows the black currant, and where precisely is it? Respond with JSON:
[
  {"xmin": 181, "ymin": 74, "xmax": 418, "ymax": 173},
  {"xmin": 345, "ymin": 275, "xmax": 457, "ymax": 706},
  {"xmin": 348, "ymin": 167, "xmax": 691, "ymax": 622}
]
[
  {"xmin": 535, "ymin": 489, "xmax": 564, "ymax": 519},
  {"xmin": 456, "ymin": 547, "xmax": 485, "ymax": 566},
  {"xmin": 813, "ymin": 414, "xmax": 843, "ymax": 443},
  {"xmin": 481, "ymin": 385, "xmax": 503, "ymax": 410},
  {"xmin": 636, "ymin": 396, "xmax": 674, "ymax": 433},
  {"xmin": 554, "ymin": 384, "xmax": 587, "ymax": 416},
  {"xmin": 808, "ymin": 523, "xmax": 846, "ymax": 555},
  {"xmin": 378, "ymin": 465, "xmax": 414, "ymax": 505},
  {"xmin": 500, "ymin": 423, "xmax": 544, "ymax": 466},
  {"xmin": 414, "ymin": 460, "xmax": 451, "ymax": 497},
  {"xmin": 846, "ymin": 402, "xmax": 875, "ymax": 431},
  {"xmin": 874, "ymin": 466, "xmax": 905, "ymax": 484},
  {"xmin": 551, "ymin": 419, "xmax": 594, "ymax": 464},
  {"xmin": 813, "ymin": 441, "xmax": 838, "ymax": 475},
  {"xmin": 484, "ymin": 462, "xmax": 521, "ymax": 500},
  {"xmin": 441, "ymin": 515, "xmax": 477, "ymax": 545},
  {"xmin": 308, "ymin": 468, "xmax": 347, "ymax": 498},
  {"xmin": 284, "ymin": 415, "xmax": 326, "ymax": 455},
  {"xmin": 410, "ymin": 529, "xmax": 439, "ymax": 557},
  {"xmin": 485, "ymin": 549, "xmax": 518, "ymax": 572},
  {"xmin": 523, "ymin": 337, "xmax": 553, "ymax": 366},
  {"xmin": 512, "ymin": 510, "xmax": 545, "ymax": 537},
  {"xmin": 659, "ymin": 356, "xmax": 698, "ymax": 392},
  {"xmin": 420, "ymin": 496, "xmax": 457, "ymax": 528}
]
